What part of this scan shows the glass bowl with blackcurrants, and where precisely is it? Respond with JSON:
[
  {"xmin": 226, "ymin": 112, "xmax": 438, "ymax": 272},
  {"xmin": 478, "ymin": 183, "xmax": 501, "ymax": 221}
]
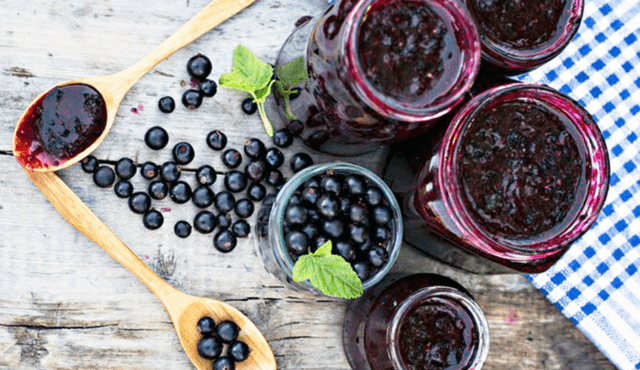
[{"xmin": 255, "ymin": 163, "xmax": 403, "ymax": 296}]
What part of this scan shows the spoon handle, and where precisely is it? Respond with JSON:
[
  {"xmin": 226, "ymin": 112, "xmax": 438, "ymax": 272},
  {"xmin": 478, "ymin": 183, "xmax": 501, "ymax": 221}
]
[
  {"xmin": 24, "ymin": 169, "xmax": 181, "ymax": 302},
  {"xmin": 94, "ymin": 0, "xmax": 258, "ymax": 98}
]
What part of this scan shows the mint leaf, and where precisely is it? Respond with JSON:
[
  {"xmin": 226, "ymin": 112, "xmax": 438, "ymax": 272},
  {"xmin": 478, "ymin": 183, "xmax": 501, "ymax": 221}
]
[
  {"xmin": 219, "ymin": 46, "xmax": 276, "ymax": 137},
  {"xmin": 292, "ymin": 241, "xmax": 364, "ymax": 299},
  {"xmin": 219, "ymin": 71, "xmax": 255, "ymax": 93},
  {"xmin": 232, "ymin": 45, "xmax": 273, "ymax": 90},
  {"xmin": 276, "ymin": 57, "xmax": 307, "ymax": 88}
]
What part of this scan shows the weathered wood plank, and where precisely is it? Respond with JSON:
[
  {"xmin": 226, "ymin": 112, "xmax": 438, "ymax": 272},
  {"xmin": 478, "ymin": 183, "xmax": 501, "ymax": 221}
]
[{"xmin": 0, "ymin": 0, "xmax": 617, "ymax": 369}]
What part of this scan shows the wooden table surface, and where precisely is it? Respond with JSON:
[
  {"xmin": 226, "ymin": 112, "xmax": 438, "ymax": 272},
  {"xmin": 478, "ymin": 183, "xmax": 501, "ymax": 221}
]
[{"xmin": 0, "ymin": 0, "xmax": 618, "ymax": 369}]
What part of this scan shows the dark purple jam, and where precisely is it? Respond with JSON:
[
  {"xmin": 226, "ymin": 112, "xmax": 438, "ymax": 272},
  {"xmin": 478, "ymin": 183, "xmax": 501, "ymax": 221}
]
[
  {"xmin": 457, "ymin": 100, "xmax": 586, "ymax": 238},
  {"xmin": 358, "ymin": 0, "xmax": 462, "ymax": 106},
  {"xmin": 14, "ymin": 83, "xmax": 107, "ymax": 169},
  {"xmin": 468, "ymin": 0, "xmax": 569, "ymax": 50},
  {"xmin": 398, "ymin": 297, "xmax": 477, "ymax": 370}
]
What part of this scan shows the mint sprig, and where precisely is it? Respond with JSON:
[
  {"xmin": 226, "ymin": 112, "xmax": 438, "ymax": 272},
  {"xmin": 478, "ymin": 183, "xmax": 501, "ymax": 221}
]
[
  {"xmin": 219, "ymin": 45, "xmax": 276, "ymax": 137},
  {"xmin": 275, "ymin": 57, "xmax": 308, "ymax": 121},
  {"xmin": 292, "ymin": 241, "xmax": 364, "ymax": 299}
]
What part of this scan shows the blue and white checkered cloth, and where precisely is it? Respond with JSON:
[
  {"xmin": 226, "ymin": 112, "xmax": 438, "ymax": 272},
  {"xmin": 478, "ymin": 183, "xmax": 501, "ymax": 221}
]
[{"xmin": 520, "ymin": 0, "xmax": 640, "ymax": 369}]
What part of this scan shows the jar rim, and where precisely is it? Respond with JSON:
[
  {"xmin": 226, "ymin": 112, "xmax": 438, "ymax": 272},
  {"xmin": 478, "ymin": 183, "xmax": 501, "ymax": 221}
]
[
  {"xmin": 386, "ymin": 286, "xmax": 490, "ymax": 370},
  {"xmin": 439, "ymin": 83, "xmax": 610, "ymax": 257},
  {"xmin": 268, "ymin": 162, "xmax": 404, "ymax": 293},
  {"xmin": 342, "ymin": 0, "xmax": 482, "ymax": 122}
]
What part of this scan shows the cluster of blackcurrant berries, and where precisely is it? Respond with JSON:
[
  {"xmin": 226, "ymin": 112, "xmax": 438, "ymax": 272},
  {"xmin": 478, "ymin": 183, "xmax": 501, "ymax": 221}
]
[
  {"xmin": 196, "ymin": 316, "xmax": 249, "ymax": 370},
  {"xmin": 282, "ymin": 170, "xmax": 393, "ymax": 281},
  {"xmin": 157, "ymin": 54, "xmax": 219, "ymax": 113}
]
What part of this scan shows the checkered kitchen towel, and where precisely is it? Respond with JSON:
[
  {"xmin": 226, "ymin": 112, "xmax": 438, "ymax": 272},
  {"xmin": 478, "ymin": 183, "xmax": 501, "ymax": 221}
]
[{"xmin": 519, "ymin": 0, "xmax": 640, "ymax": 369}]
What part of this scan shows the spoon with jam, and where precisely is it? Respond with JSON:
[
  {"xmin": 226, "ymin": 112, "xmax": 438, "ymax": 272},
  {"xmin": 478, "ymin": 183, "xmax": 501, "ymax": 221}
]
[{"xmin": 12, "ymin": 0, "xmax": 257, "ymax": 171}]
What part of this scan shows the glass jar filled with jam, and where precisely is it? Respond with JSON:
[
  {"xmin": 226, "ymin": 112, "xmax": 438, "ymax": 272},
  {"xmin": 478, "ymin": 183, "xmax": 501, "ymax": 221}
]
[
  {"xmin": 401, "ymin": 83, "xmax": 609, "ymax": 273},
  {"xmin": 270, "ymin": 0, "xmax": 481, "ymax": 155},
  {"xmin": 462, "ymin": 0, "xmax": 583, "ymax": 73},
  {"xmin": 343, "ymin": 273, "xmax": 489, "ymax": 370}
]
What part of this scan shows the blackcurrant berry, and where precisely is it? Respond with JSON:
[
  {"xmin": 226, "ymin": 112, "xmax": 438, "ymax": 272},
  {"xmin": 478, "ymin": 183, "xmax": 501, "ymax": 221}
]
[
  {"xmin": 187, "ymin": 54, "xmax": 212, "ymax": 81},
  {"xmin": 207, "ymin": 130, "xmax": 227, "ymax": 151},
  {"xmin": 145, "ymin": 126, "xmax": 169, "ymax": 150},
  {"xmin": 273, "ymin": 128, "xmax": 294, "ymax": 148},
  {"xmin": 217, "ymin": 213, "xmax": 232, "ymax": 230},
  {"xmin": 215, "ymin": 191, "xmax": 236, "ymax": 213},
  {"xmin": 172, "ymin": 142, "xmax": 195, "ymax": 165},
  {"xmin": 160, "ymin": 162, "xmax": 181, "ymax": 183},
  {"xmin": 264, "ymin": 147, "xmax": 284, "ymax": 168},
  {"xmin": 158, "ymin": 96, "xmax": 175, "ymax": 113},
  {"xmin": 182, "ymin": 89, "xmax": 204, "ymax": 109},
  {"xmin": 141, "ymin": 162, "xmax": 159, "ymax": 180},
  {"xmin": 214, "ymin": 230, "xmax": 237, "ymax": 253},
  {"xmin": 174, "ymin": 221, "xmax": 192, "ymax": 238},
  {"xmin": 197, "ymin": 316, "xmax": 216, "ymax": 336},
  {"xmin": 241, "ymin": 97, "xmax": 257, "ymax": 114},
  {"xmin": 148, "ymin": 180, "xmax": 169, "ymax": 200},
  {"xmin": 143, "ymin": 209, "xmax": 164, "ymax": 230},
  {"xmin": 244, "ymin": 138, "xmax": 266, "ymax": 160},
  {"xmin": 115, "ymin": 157, "xmax": 136, "ymax": 180},
  {"xmin": 194, "ymin": 211, "xmax": 217, "ymax": 234},
  {"xmin": 224, "ymin": 171, "xmax": 248, "ymax": 193},
  {"xmin": 222, "ymin": 149, "xmax": 242, "ymax": 169},
  {"xmin": 290, "ymin": 153, "xmax": 313, "ymax": 172},
  {"xmin": 196, "ymin": 165, "xmax": 217, "ymax": 186},
  {"xmin": 229, "ymin": 341, "xmax": 250, "ymax": 362},
  {"xmin": 245, "ymin": 160, "xmax": 268, "ymax": 183},
  {"xmin": 169, "ymin": 181, "xmax": 192, "ymax": 204},
  {"xmin": 234, "ymin": 198, "xmax": 254, "ymax": 218},
  {"xmin": 114, "ymin": 180, "xmax": 133, "ymax": 198},
  {"xmin": 129, "ymin": 192, "xmax": 151, "ymax": 214},
  {"xmin": 81, "ymin": 155, "xmax": 99, "ymax": 173},
  {"xmin": 213, "ymin": 357, "xmax": 235, "ymax": 370},
  {"xmin": 265, "ymin": 169, "xmax": 284, "ymax": 187},
  {"xmin": 231, "ymin": 220, "xmax": 250, "ymax": 238},
  {"xmin": 192, "ymin": 185, "xmax": 215, "ymax": 208},
  {"xmin": 197, "ymin": 336, "xmax": 223, "ymax": 360},
  {"xmin": 247, "ymin": 183, "xmax": 266, "ymax": 201},
  {"xmin": 200, "ymin": 79, "xmax": 217, "ymax": 97},
  {"xmin": 93, "ymin": 166, "xmax": 116, "ymax": 188}
]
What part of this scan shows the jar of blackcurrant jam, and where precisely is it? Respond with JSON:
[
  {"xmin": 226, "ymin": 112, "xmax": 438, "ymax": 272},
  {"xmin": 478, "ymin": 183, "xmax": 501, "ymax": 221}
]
[
  {"xmin": 270, "ymin": 0, "xmax": 481, "ymax": 156},
  {"xmin": 255, "ymin": 163, "xmax": 403, "ymax": 295},
  {"xmin": 462, "ymin": 0, "xmax": 583, "ymax": 73},
  {"xmin": 401, "ymin": 83, "xmax": 609, "ymax": 273},
  {"xmin": 343, "ymin": 273, "xmax": 490, "ymax": 370}
]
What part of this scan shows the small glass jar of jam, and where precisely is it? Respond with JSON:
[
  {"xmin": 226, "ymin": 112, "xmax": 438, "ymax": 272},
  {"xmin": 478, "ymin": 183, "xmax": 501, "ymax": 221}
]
[
  {"xmin": 462, "ymin": 0, "xmax": 583, "ymax": 73},
  {"xmin": 270, "ymin": 0, "xmax": 481, "ymax": 155},
  {"xmin": 402, "ymin": 83, "xmax": 609, "ymax": 273},
  {"xmin": 255, "ymin": 163, "xmax": 403, "ymax": 295},
  {"xmin": 343, "ymin": 273, "xmax": 489, "ymax": 370}
]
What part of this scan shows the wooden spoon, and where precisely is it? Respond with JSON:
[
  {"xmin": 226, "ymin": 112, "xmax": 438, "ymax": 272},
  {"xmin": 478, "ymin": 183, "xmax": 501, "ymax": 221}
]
[
  {"xmin": 12, "ymin": 0, "xmax": 257, "ymax": 172},
  {"xmin": 24, "ymin": 169, "xmax": 277, "ymax": 370}
]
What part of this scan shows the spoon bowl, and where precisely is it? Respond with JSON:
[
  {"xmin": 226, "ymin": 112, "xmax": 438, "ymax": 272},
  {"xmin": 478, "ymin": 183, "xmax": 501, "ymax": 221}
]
[
  {"xmin": 13, "ymin": 0, "xmax": 257, "ymax": 172},
  {"xmin": 24, "ymin": 170, "xmax": 277, "ymax": 370}
]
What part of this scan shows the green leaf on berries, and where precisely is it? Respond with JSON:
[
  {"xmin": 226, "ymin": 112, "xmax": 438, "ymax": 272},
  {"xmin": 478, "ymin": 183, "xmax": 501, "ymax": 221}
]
[
  {"xmin": 219, "ymin": 45, "xmax": 276, "ymax": 137},
  {"xmin": 291, "ymin": 241, "xmax": 364, "ymax": 299}
]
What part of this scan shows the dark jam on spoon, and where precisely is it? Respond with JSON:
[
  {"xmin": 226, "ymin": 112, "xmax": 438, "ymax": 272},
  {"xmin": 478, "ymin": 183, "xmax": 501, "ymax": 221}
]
[
  {"xmin": 457, "ymin": 100, "xmax": 586, "ymax": 239},
  {"xmin": 358, "ymin": 0, "xmax": 463, "ymax": 106},
  {"xmin": 14, "ymin": 83, "xmax": 107, "ymax": 170}
]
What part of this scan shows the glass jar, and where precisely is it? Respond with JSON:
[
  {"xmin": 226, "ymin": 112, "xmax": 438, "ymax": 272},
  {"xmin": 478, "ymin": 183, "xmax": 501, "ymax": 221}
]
[
  {"xmin": 402, "ymin": 83, "xmax": 609, "ymax": 273},
  {"xmin": 462, "ymin": 0, "xmax": 583, "ymax": 73},
  {"xmin": 343, "ymin": 273, "xmax": 490, "ymax": 370},
  {"xmin": 270, "ymin": 0, "xmax": 481, "ymax": 156},
  {"xmin": 255, "ymin": 163, "xmax": 403, "ymax": 295}
]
